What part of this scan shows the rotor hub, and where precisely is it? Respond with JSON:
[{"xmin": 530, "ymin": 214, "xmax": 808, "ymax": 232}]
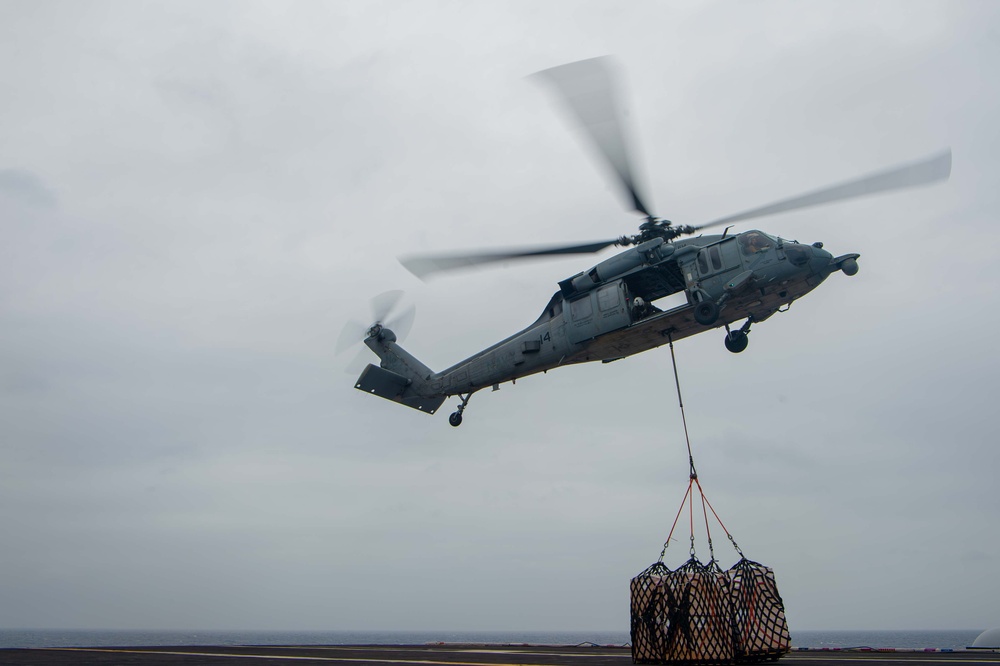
[{"xmin": 620, "ymin": 218, "xmax": 698, "ymax": 246}]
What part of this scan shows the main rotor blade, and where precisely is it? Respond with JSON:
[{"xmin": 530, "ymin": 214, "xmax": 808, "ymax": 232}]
[
  {"xmin": 532, "ymin": 56, "xmax": 653, "ymax": 217},
  {"xmin": 697, "ymin": 149, "xmax": 952, "ymax": 231},
  {"xmin": 400, "ymin": 240, "xmax": 618, "ymax": 280}
]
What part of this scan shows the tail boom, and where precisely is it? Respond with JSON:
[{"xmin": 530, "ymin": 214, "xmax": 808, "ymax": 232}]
[{"xmin": 353, "ymin": 328, "xmax": 445, "ymax": 415}]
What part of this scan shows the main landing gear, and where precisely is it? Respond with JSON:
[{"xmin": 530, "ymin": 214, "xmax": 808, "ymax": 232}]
[
  {"xmin": 449, "ymin": 393, "xmax": 472, "ymax": 427},
  {"xmin": 724, "ymin": 319, "xmax": 753, "ymax": 354},
  {"xmin": 693, "ymin": 299, "xmax": 720, "ymax": 326}
]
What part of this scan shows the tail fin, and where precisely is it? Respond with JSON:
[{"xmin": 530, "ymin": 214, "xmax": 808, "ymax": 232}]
[{"xmin": 353, "ymin": 326, "xmax": 445, "ymax": 415}]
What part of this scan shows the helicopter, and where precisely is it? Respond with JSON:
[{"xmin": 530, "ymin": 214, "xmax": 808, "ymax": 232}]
[{"xmin": 343, "ymin": 57, "xmax": 951, "ymax": 427}]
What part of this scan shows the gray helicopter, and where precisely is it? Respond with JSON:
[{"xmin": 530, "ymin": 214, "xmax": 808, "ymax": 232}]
[{"xmin": 344, "ymin": 57, "xmax": 951, "ymax": 427}]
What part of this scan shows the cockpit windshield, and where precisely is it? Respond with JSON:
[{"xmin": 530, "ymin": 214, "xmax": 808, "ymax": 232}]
[{"xmin": 739, "ymin": 230, "xmax": 774, "ymax": 255}]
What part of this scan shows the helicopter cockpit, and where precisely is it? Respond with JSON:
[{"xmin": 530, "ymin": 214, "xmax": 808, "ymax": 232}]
[{"xmin": 739, "ymin": 230, "xmax": 775, "ymax": 255}]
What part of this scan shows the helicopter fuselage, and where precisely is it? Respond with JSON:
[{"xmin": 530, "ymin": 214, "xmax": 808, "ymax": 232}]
[{"xmin": 356, "ymin": 229, "xmax": 859, "ymax": 419}]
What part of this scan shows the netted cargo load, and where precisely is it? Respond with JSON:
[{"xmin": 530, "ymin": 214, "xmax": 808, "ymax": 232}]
[
  {"xmin": 631, "ymin": 562, "xmax": 670, "ymax": 662},
  {"xmin": 630, "ymin": 555, "xmax": 790, "ymax": 665},
  {"xmin": 628, "ymin": 472, "xmax": 790, "ymax": 664},
  {"xmin": 728, "ymin": 558, "xmax": 790, "ymax": 661},
  {"xmin": 631, "ymin": 558, "xmax": 736, "ymax": 665}
]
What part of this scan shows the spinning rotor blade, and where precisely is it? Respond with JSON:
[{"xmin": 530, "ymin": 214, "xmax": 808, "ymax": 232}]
[
  {"xmin": 532, "ymin": 56, "xmax": 653, "ymax": 217},
  {"xmin": 696, "ymin": 149, "xmax": 952, "ymax": 231},
  {"xmin": 343, "ymin": 347, "xmax": 371, "ymax": 376},
  {"xmin": 336, "ymin": 291, "xmax": 416, "ymax": 372},
  {"xmin": 370, "ymin": 289, "xmax": 404, "ymax": 324},
  {"xmin": 389, "ymin": 304, "xmax": 416, "ymax": 341},
  {"xmin": 399, "ymin": 239, "xmax": 619, "ymax": 280},
  {"xmin": 335, "ymin": 320, "xmax": 369, "ymax": 356}
]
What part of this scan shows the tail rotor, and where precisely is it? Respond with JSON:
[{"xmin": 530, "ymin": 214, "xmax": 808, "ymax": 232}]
[{"xmin": 336, "ymin": 291, "xmax": 416, "ymax": 374}]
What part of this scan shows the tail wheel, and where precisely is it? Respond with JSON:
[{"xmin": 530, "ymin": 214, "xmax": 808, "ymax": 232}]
[{"xmin": 449, "ymin": 412, "xmax": 463, "ymax": 427}]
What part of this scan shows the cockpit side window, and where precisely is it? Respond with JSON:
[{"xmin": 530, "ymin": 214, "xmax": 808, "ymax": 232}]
[{"xmin": 740, "ymin": 231, "xmax": 772, "ymax": 255}]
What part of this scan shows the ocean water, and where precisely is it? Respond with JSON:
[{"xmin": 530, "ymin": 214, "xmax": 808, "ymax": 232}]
[
  {"xmin": 0, "ymin": 628, "xmax": 984, "ymax": 650},
  {"xmin": 788, "ymin": 630, "xmax": 982, "ymax": 650}
]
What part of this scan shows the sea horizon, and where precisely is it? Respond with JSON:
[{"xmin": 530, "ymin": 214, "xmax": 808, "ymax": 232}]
[{"xmin": 0, "ymin": 628, "xmax": 985, "ymax": 650}]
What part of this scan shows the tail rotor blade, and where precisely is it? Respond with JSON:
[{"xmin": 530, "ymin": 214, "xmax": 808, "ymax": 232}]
[
  {"xmin": 343, "ymin": 348, "xmax": 370, "ymax": 376},
  {"xmin": 388, "ymin": 304, "xmax": 416, "ymax": 342},
  {"xmin": 337, "ymin": 291, "xmax": 415, "ymax": 368},
  {"xmin": 335, "ymin": 319, "xmax": 369, "ymax": 356},
  {"xmin": 370, "ymin": 290, "xmax": 404, "ymax": 324}
]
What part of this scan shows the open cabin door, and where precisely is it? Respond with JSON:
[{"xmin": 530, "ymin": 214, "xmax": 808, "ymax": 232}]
[{"xmin": 566, "ymin": 280, "xmax": 631, "ymax": 344}]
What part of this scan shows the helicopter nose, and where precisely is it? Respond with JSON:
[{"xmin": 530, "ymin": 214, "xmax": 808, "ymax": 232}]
[
  {"xmin": 810, "ymin": 244, "xmax": 833, "ymax": 273},
  {"xmin": 809, "ymin": 243, "xmax": 837, "ymax": 277}
]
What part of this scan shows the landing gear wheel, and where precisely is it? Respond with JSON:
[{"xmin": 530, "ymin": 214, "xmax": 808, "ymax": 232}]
[
  {"xmin": 724, "ymin": 330, "xmax": 749, "ymax": 353},
  {"xmin": 694, "ymin": 300, "xmax": 720, "ymax": 326},
  {"xmin": 449, "ymin": 393, "xmax": 472, "ymax": 427}
]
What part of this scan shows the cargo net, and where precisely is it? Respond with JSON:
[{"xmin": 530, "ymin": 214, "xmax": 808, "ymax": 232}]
[
  {"xmin": 629, "ymin": 478, "xmax": 790, "ymax": 664},
  {"xmin": 631, "ymin": 557, "xmax": 790, "ymax": 664}
]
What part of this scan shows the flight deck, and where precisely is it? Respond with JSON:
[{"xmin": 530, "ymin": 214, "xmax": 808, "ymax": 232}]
[{"xmin": 3, "ymin": 643, "xmax": 998, "ymax": 666}]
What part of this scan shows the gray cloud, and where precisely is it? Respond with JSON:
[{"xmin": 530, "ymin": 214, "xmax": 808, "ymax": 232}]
[
  {"xmin": 0, "ymin": 169, "xmax": 57, "ymax": 208},
  {"xmin": 0, "ymin": 0, "xmax": 997, "ymax": 634}
]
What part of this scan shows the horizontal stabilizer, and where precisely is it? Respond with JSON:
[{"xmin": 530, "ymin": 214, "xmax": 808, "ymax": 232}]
[{"xmin": 354, "ymin": 364, "xmax": 445, "ymax": 415}]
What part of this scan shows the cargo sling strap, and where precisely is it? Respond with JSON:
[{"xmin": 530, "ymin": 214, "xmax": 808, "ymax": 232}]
[{"xmin": 660, "ymin": 334, "xmax": 743, "ymax": 565}]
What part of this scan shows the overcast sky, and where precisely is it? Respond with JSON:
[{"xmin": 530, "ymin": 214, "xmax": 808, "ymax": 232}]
[{"xmin": 1, "ymin": 0, "xmax": 998, "ymax": 635}]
